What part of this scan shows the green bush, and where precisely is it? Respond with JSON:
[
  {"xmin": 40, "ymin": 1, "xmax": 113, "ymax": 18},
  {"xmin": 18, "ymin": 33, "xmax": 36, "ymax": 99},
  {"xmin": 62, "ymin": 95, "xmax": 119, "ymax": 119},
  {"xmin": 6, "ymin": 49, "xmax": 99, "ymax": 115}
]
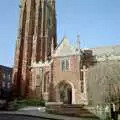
[
  {"xmin": 9, "ymin": 99, "xmax": 45, "ymax": 110},
  {"xmin": 25, "ymin": 99, "xmax": 45, "ymax": 106}
]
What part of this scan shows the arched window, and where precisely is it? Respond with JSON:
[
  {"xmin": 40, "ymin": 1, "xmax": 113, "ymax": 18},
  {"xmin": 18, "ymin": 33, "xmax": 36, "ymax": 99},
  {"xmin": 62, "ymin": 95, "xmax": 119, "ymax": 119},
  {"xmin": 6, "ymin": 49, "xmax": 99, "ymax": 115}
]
[{"xmin": 44, "ymin": 72, "xmax": 49, "ymax": 92}]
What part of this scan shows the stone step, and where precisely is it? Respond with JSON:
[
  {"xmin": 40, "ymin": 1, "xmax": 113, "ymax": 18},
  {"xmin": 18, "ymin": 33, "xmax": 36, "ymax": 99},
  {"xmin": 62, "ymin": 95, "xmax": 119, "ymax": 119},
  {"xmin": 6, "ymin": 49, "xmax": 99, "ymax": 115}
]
[
  {"xmin": 47, "ymin": 108, "xmax": 93, "ymax": 114},
  {"xmin": 47, "ymin": 110, "xmax": 96, "ymax": 118},
  {"xmin": 46, "ymin": 105, "xmax": 97, "ymax": 118},
  {"xmin": 62, "ymin": 104, "xmax": 84, "ymax": 108}
]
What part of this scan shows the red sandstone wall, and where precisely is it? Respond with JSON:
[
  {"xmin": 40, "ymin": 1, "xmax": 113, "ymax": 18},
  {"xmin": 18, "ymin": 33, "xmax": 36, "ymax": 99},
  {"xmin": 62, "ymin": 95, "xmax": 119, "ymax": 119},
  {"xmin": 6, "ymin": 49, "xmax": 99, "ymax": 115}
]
[{"xmin": 52, "ymin": 55, "xmax": 82, "ymax": 104}]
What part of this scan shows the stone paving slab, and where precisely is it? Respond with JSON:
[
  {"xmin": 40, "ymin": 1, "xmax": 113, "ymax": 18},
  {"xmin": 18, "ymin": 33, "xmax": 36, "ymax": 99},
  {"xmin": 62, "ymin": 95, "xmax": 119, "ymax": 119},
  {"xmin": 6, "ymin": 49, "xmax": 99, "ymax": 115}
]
[
  {"xmin": 0, "ymin": 114, "xmax": 50, "ymax": 120},
  {"xmin": 0, "ymin": 111, "xmax": 100, "ymax": 120}
]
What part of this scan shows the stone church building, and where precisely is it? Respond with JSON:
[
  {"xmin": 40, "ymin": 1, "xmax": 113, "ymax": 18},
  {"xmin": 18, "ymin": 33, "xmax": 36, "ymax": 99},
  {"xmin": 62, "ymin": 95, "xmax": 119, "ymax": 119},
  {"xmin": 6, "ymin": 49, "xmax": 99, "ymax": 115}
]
[
  {"xmin": 12, "ymin": 0, "xmax": 120, "ymax": 105},
  {"xmin": 31, "ymin": 37, "xmax": 93, "ymax": 104}
]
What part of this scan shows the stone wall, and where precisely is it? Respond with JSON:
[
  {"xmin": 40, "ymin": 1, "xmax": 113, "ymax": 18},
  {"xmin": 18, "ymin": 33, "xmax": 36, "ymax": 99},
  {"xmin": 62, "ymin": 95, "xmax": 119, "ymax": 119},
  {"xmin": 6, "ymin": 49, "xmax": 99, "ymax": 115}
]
[{"xmin": 52, "ymin": 55, "xmax": 87, "ymax": 104}]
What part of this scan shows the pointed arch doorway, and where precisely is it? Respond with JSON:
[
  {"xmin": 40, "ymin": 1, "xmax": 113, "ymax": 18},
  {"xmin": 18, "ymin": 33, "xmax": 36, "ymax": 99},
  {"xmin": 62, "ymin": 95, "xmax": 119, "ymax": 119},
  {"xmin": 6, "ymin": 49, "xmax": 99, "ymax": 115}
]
[{"xmin": 56, "ymin": 81, "xmax": 74, "ymax": 104}]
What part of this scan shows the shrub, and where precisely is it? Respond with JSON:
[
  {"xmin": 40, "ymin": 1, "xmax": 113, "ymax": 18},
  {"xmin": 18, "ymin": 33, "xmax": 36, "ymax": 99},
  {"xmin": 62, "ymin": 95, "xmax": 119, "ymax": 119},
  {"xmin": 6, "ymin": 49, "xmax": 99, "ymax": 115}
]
[{"xmin": 9, "ymin": 98, "xmax": 45, "ymax": 110}]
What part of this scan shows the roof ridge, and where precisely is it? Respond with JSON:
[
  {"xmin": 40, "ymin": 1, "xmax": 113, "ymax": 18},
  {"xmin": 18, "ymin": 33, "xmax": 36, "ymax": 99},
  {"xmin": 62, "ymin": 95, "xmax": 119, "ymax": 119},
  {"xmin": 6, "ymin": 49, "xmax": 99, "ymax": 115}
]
[{"xmin": 90, "ymin": 44, "xmax": 120, "ymax": 49}]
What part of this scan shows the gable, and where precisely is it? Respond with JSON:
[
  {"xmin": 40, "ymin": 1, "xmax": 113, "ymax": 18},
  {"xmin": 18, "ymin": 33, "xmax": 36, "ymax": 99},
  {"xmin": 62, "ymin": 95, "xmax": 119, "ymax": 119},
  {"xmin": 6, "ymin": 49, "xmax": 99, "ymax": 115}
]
[{"xmin": 53, "ymin": 37, "xmax": 77, "ymax": 57}]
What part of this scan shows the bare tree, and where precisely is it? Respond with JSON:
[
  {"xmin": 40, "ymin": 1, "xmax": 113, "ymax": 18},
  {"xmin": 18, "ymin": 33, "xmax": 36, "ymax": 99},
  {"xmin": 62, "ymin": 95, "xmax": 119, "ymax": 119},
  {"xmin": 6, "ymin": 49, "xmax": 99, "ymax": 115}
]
[{"xmin": 87, "ymin": 60, "xmax": 120, "ymax": 106}]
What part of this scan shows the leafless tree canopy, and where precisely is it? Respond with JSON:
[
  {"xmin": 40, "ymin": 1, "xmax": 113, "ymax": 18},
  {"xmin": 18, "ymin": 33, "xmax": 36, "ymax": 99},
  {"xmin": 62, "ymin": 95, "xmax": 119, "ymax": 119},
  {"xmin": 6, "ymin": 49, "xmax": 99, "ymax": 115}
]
[{"xmin": 87, "ymin": 60, "xmax": 120, "ymax": 105}]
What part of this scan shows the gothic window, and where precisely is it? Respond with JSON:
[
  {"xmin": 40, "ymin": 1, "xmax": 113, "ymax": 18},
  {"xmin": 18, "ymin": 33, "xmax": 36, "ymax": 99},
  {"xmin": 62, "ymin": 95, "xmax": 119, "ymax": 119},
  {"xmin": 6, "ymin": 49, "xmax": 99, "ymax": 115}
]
[
  {"xmin": 81, "ymin": 81, "xmax": 84, "ymax": 93},
  {"xmin": 44, "ymin": 72, "xmax": 49, "ymax": 92},
  {"xmin": 36, "ymin": 74, "xmax": 40, "ymax": 87},
  {"xmin": 36, "ymin": 68, "xmax": 43, "ymax": 87},
  {"xmin": 37, "ymin": 74, "xmax": 40, "ymax": 79},
  {"xmin": 80, "ymin": 65, "xmax": 87, "ymax": 93},
  {"xmin": 61, "ymin": 58, "xmax": 70, "ymax": 72},
  {"xmin": 44, "ymin": 76, "xmax": 46, "ymax": 92},
  {"xmin": 80, "ymin": 71, "xmax": 83, "ymax": 81},
  {"xmin": 80, "ymin": 66, "xmax": 84, "ymax": 93}
]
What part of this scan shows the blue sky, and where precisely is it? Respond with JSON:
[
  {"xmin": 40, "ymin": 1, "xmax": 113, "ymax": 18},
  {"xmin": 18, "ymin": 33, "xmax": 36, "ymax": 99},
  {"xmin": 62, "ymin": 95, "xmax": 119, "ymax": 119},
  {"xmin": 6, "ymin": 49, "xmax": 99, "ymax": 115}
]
[{"xmin": 0, "ymin": 0, "xmax": 120, "ymax": 67}]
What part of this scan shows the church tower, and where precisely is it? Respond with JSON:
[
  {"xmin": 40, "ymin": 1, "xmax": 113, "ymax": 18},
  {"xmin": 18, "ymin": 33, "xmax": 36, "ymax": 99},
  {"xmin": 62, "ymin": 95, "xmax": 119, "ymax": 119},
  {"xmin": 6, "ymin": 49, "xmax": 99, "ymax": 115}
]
[{"xmin": 12, "ymin": 0, "xmax": 57, "ymax": 97}]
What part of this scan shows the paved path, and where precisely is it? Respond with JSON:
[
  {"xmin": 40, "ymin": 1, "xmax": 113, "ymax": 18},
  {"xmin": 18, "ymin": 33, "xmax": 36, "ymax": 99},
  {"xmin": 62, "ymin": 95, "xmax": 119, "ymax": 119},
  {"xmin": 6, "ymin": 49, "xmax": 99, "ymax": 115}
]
[
  {"xmin": 0, "ymin": 111, "xmax": 99, "ymax": 120},
  {"xmin": 0, "ymin": 114, "xmax": 50, "ymax": 120},
  {"xmin": 0, "ymin": 106, "xmax": 99, "ymax": 120}
]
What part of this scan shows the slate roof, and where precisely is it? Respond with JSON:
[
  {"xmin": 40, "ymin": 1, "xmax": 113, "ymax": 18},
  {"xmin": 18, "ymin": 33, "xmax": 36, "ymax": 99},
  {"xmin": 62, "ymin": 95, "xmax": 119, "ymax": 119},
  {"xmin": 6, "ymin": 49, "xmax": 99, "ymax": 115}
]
[
  {"xmin": 54, "ymin": 36, "xmax": 120, "ymax": 60},
  {"xmin": 91, "ymin": 45, "xmax": 120, "ymax": 56},
  {"xmin": 0, "ymin": 65, "xmax": 12, "ymax": 72},
  {"xmin": 90, "ymin": 45, "xmax": 120, "ymax": 61}
]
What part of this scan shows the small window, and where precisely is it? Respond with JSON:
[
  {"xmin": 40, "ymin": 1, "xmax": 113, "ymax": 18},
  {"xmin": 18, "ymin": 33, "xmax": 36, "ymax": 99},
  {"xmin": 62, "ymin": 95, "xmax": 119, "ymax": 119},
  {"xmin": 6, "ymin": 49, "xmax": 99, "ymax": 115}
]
[
  {"xmin": 3, "ymin": 73, "xmax": 6, "ymax": 79},
  {"xmin": 66, "ymin": 59, "xmax": 69, "ymax": 70},
  {"xmin": 2, "ymin": 81, "xmax": 6, "ymax": 88},
  {"xmin": 8, "ymin": 74, "xmax": 11, "ymax": 79},
  {"xmin": 7, "ymin": 82, "xmax": 11, "ymax": 89},
  {"xmin": 61, "ymin": 58, "xmax": 70, "ymax": 72}
]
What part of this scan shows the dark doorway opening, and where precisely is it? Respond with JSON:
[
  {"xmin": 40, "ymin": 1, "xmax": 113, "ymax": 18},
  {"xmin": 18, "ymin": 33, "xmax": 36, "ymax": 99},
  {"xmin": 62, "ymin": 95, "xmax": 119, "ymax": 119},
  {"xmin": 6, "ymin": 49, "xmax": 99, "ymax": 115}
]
[
  {"xmin": 67, "ymin": 88, "xmax": 72, "ymax": 104},
  {"xmin": 58, "ymin": 81, "xmax": 72, "ymax": 104}
]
